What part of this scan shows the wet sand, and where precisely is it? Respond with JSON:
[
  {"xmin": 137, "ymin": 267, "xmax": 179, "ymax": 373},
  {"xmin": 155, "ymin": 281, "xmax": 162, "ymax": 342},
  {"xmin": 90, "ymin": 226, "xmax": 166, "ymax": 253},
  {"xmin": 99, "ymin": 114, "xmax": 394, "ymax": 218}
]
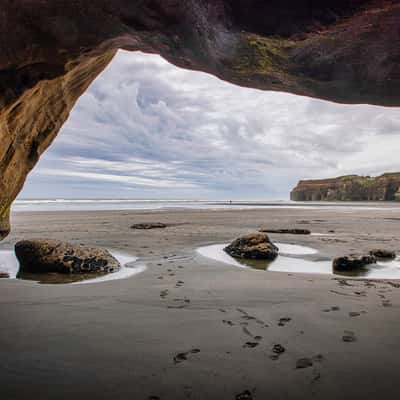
[{"xmin": 1, "ymin": 207, "xmax": 400, "ymax": 399}]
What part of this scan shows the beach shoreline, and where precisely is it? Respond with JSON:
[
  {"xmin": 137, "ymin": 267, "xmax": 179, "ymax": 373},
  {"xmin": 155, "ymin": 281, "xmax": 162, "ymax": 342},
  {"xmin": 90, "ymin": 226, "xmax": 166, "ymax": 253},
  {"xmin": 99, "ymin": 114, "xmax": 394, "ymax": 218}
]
[{"xmin": 1, "ymin": 207, "xmax": 400, "ymax": 399}]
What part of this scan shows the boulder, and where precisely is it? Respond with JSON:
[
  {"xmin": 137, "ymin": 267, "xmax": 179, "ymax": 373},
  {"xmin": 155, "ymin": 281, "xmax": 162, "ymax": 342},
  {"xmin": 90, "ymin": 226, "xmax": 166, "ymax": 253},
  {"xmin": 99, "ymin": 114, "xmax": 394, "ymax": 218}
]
[
  {"xmin": 0, "ymin": 272, "xmax": 9, "ymax": 278},
  {"xmin": 259, "ymin": 228, "xmax": 311, "ymax": 235},
  {"xmin": 131, "ymin": 223, "xmax": 167, "ymax": 229},
  {"xmin": 333, "ymin": 254, "xmax": 376, "ymax": 271},
  {"xmin": 15, "ymin": 239, "xmax": 120, "ymax": 274},
  {"xmin": 224, "ymin": 233, "xmax": 278, "ymax": 260},
  {"xmin": 369, "ymin": 249, "xmax": 396, "ymax": 259}
]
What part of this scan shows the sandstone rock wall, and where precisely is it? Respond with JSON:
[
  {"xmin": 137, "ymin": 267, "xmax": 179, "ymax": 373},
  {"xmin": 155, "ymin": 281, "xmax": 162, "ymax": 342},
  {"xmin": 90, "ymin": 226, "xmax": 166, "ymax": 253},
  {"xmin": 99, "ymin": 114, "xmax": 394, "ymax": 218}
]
[{"xmin": 290, "ymin": 173, "xmax": 400, "ymax": 201}]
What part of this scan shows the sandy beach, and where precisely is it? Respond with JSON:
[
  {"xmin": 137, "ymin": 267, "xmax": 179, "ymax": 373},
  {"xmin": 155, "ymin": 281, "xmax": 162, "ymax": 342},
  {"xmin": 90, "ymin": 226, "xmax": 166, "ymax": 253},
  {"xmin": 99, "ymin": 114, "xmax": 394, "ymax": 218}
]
[{"xmin": 1, "ymin": 206, "xmax": 400, "ymax": 399}]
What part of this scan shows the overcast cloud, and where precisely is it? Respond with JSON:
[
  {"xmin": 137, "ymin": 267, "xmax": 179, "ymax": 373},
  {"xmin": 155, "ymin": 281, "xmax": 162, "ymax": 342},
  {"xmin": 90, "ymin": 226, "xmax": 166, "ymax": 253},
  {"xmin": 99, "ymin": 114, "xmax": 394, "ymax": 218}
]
[{"xmin": 19, "ymin": 50, "xmax": 400, "ymax": 200}]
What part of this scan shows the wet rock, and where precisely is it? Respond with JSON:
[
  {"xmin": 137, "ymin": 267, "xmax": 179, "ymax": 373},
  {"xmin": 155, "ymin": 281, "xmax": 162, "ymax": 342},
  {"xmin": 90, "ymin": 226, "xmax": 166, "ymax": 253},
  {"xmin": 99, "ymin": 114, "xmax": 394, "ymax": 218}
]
[
  {"xmin": 259, "ymin": 228, "xmax": 311, "ymax": 235},
  {"xmin": 15, "ymin": 239, "xmax": 120, "ymax": 274},
  {"xmin": 131, "ymin": 223, "xmax": 167, "ymax": 229},
  {"xmin": 369, "ymin": 249, "xmax": 396, "ymax": 259},
  {"xmin": 0, "ymin": 272, "xmax": 9, "ymax": 278},
  {"xmin": 224, "ymin": 233, "xmax": 278, "ymax": 260},
  {"xmin": 333, "ymin": 254, "xmax": 376, "ymax": 271}
]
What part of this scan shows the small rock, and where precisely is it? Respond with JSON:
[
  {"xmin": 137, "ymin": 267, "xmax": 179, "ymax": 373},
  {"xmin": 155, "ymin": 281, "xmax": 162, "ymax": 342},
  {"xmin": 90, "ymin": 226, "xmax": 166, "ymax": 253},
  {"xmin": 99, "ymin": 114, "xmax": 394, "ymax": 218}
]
[
  {"xmin": 259, "ymin": 228, "xmax": 311, "ymax": 235},
  {"xmin": 131, "ymin": 223, "xmax": 167, "ymax": 229},
  {"xmin": 369, "ymin": 249, "xmax": 396, "ymax": 259},
  {"xmin": 333, "ymin": 254, "xmax": 376, "ymax": 271},
  {"xmin": 224, "ymin": 233, "xmax": 278, "ymax": 260}
]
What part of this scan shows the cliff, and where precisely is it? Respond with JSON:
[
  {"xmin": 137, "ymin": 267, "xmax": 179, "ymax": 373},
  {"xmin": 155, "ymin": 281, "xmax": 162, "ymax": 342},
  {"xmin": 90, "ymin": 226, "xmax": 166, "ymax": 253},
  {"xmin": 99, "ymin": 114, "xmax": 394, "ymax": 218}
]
[
  {"xmin": 1, "ymin": 1, "xmax": 400, "ymax": 238},
  {"xmin": 290, "ymin": 173, "xmax": 400, "ymax": 201}
]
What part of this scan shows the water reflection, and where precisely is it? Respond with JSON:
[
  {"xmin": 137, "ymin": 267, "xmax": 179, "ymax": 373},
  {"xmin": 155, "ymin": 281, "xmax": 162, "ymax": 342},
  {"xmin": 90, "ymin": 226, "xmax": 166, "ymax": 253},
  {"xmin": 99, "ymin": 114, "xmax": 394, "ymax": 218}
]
[
  {"xmin": 197, "ymin": 243, "xmax": 400, "ymax": 279},
  {"xmin": 0, "ymin": 250, "xmax": 145, "ymax": 284}
]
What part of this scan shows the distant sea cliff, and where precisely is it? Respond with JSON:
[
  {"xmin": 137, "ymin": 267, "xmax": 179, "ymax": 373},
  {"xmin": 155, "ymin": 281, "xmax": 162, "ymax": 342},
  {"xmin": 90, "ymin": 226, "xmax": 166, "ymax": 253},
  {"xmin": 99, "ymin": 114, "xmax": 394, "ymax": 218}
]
[{"xmin": 290, "ymin": 173, "xmax": 400, "ymax": 201}]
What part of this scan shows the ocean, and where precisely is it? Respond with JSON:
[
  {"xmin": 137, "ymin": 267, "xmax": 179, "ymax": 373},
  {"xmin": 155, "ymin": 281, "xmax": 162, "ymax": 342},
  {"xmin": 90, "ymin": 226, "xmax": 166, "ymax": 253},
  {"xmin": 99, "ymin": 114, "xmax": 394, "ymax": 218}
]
[{"xmin": 11, "ymin": 199, "xmax": 400, "ymax": 212}]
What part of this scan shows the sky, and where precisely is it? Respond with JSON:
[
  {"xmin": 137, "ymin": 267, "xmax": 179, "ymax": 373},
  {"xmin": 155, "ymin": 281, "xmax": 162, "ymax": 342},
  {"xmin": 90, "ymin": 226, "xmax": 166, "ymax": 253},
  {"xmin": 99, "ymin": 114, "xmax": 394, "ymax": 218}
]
[{"xmin": 20, "ymin": 50, "xmax": 400, "ymax": 200}]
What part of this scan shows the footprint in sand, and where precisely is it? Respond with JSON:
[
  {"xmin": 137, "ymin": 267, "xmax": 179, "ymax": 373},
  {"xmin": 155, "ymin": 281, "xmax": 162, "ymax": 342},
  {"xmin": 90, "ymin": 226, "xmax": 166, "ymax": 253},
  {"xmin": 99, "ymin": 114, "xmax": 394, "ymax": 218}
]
[
  {"xmin": 168, "ymin": 298, "xmax": 190, "ymax": 309},
  {"xmin": 296, "ymin": 358, "xmax": 313, "ymax": 369},
  {"xmin": 160, "ymin": 289, "xmax": 169, "ymax": 299},
  {"xmin": 236, "ymin": 390, "xmax": 253, "ymax": 400},
  {"xmin": 342, "ymin": 330, "xmax": 357, "ymax": 342},
  {"xmin": 296, "ymin": 354, "xmax": 324, "ymax": 369},
  {"xmin": 223, "ymin": 319, "xmax": 235, "ymax": 326},
  {"xmin": 323, "ymin": 306, "xmax": 340, "ymax": 312},
  {"xmin": 173, "ymin": 349, "xmax": 200, "ymax": 364},
  {"xmin": 270, "ymin": 344, "xmax": 285, "ymax": 360},
  {"xmin": 243, "ymin": 342, "xmax": 259, "ymax": 349},
  {"xmin": 242, "ymin": 327, "xmax": 253, "ymax": 337},
  {"xmin": 349, "ymin": 311, "xmax": 361, "ymax": 317},
  {"xmin": 382, "ymin": 300, "xmax": 392, "ymax": 307},
  {"xmin": 278, "ymin": 317, "xmax": 292, "ymax": 327}
]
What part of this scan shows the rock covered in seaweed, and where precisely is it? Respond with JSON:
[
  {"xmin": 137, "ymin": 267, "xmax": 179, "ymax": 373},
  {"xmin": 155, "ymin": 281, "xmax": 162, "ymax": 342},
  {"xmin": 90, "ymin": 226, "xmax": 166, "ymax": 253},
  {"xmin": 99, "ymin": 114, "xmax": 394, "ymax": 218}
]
[
  {"xmin": 131, "ymin": 223, "xmax": 167, "ymax": 229},
  {"xmin": 224, "ymin": 233, "xmax": 278, "ymax": 260},
  {"xmin": 333, "ymin": 254, "xmax": 376, "ymax": 271},
  {"xmin": 259, "ymin": 228, "xmax": 310, "ymax": 235},
  {"xmin": 15, "ymin": 239, "xmax": 120, "ymax": 274},
  {"xmin": 369, "ymin": 249, "xmax": 396, "ymax": 259}
]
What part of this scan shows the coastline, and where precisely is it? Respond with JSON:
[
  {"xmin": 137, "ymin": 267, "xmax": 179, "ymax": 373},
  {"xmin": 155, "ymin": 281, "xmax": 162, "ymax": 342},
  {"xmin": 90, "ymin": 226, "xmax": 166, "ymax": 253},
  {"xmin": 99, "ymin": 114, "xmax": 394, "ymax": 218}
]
[{"xmin": 1, "ymin": 207, "xmax": 400, "ymax": 399}]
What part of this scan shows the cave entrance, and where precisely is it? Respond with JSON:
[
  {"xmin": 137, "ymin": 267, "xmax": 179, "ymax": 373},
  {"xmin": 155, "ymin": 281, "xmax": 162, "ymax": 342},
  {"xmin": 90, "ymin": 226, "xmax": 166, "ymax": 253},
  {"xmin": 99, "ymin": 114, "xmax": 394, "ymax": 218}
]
[{"xmin": 16, "ymin": 50, "xmax": 400, "ymax": 208}]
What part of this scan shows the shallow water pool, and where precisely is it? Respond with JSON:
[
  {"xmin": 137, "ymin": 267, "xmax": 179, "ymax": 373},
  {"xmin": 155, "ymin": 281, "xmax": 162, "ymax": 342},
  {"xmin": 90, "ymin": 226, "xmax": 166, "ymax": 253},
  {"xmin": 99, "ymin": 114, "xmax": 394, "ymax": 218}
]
[
  {"xmin": 197, "ymin": 242, "xmax": 400, "ymax": 279},
  {"xmin": 0, "ymin": 250, "xmax": 146, "ymax": 284}
]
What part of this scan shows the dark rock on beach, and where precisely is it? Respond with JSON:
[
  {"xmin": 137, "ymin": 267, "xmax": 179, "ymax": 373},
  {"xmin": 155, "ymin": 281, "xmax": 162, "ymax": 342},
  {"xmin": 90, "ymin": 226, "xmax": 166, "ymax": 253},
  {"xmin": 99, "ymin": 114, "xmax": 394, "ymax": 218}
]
[
  {"xmin": 15, "ymin": 239, "xmax": 120, "ymax": 274},
  {"xmin": 259, "ymin": 228, "xmax": 311, "ymax": 235},
  {"xmin": 0, "ymin": 272, "xmax": 9, "ymax": 278},
  {"xmin": 333, "ymin": 254, "xmax": 376, "ymax": 271},
  {"xmin": 369, "ymin": 249, "xmax": 396, "ymax": 259},
  {"xmin": 224, "ymin": 233, "xmax": 278, "ymax": 260},
  {"xmin": 131, "ymin": 223, "xmax": 167, "ymax": 230}
]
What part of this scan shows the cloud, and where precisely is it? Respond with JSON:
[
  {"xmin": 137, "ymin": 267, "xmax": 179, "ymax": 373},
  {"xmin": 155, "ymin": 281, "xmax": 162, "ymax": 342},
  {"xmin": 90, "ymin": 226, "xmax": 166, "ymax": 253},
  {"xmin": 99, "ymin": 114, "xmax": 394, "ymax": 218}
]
[{"xmin": 20, "ymin": 50, "xmax": 400, "ymax": 199}]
